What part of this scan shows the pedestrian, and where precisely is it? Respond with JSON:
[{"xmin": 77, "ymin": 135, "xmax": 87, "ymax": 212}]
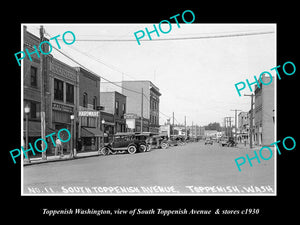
[{"xmin": 55, "ymin": 137, "xmax": 63, "ymax": 158}]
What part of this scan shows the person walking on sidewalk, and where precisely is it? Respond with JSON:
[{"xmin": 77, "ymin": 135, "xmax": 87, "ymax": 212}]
[{"xmin": 55, "ymin": 137, "xmax": 63, "ymax": 158}]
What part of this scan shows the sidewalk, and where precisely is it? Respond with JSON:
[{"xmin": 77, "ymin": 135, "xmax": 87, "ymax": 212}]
[
  {"xmin": 23, "ymin": 151, "xmax": 100, "ymax": 166},
  {"xmin": 235, "ymin": 143, "xmax": 260, "ymax": 151}
]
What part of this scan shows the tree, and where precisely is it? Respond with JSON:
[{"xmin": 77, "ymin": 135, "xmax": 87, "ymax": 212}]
[{"xmin": 204, "ymin": 122, "xmax": 222, "ymax": 131}]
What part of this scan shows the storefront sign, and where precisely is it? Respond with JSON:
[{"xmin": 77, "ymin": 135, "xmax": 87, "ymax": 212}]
[
  {"xmin": 78, "ymin": 111, "xmax": 99, "ymax": 117},
  {"xmin": 124, "ymin": 113, "xmax": 139, "ymax": 119},
  {"xmin": 52, "ymin": 103, "xmax": 73, "ymax": 113}
]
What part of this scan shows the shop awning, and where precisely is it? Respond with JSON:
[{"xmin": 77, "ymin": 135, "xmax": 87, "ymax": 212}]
[
  {"xmin": 81, "ymin": 127, "xmax": 107, "ymax": 137},
  {"xmin": 23, "ymin": 121, "xmax": 56, "ymax": 137}
]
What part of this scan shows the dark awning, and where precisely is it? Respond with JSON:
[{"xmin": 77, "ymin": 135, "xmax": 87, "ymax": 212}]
[
  {"xmin": 23, "ymin": 121, "xmax": 56, "ymax": 137},
  {"xmin": 81, "ymin": 127, "xmax": 107, "ymax": 137}
]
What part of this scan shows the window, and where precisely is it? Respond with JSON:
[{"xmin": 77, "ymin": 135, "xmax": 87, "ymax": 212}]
[
  {"xmin": 83, "ymin": 92, "xmax": 88, "ymax": 108},
  {"xmin": 30, "ymin": 66, "xmax": 37, "ymax": 87},
  {"xmin": 54, "ymin": 79, "xmax": 64, "ymax": 101},
  {"xmin": 93, "ymin": 96, "xmax": 97, "ymax": 110},
  {"xmin": 25, "ymin": 101, "xmax": 40, "ymax": 119},
  {"xmin": 122, "ymin": 103, "xmax": 126, "ymax": 114},
  {"xmin": 66, "ymin": 83, "xmax": 74, "ymax": 104},
  {"xmin": 115, "ymin": 101, "xmax": 119, "ymax": 115}
]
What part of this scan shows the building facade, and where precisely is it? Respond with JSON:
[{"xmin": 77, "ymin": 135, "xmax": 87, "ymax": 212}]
[
  {"xmin": 23, "ymin": 27, "xmax": 54, "ymax": 155},
  {"xmin": 49, "ymin": 57, "xmax": 79, "ymax": 153},
  {"xmin": 100, "ymin": 91, "xmax": 127, "ymax": 133},
  {"xmin": 23, "ymin": 28, "xmax": 80, "ymax": 155},
  {"xmin": 238, "ymin": 111, "xmax": 249, "ymax": 142},
  {"xmin": 76, "ymin": 67, "xmax": 102, "ymax": 151},
  {"xmin": 101, "ymin": 80, "xmax": 161, "ymax": 133},
  {"xmin": 254, "ymin": 75, "xmax": 275, "ymax": 146}
]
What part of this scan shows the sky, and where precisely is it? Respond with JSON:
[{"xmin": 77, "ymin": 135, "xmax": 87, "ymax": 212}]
[{"xmin": 24, "ymin": 23, "xmax": 276, "ymax": 126}]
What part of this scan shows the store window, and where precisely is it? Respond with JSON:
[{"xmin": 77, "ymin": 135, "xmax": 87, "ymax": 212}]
[{"xmin": 24, "ymin": 100, "xmax": 40, "ymax": 120}]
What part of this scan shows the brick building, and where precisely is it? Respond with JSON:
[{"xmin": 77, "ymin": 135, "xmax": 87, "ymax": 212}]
[
  {"xmin": 100, "ymin": 91, "xmax": 127, "ymax": 133},
  {"xmin": 254, "ymin": 74, "xmax": 275, "ymax": 146},
  {"xmin": 101, "ymin": 80, "xmax": 161, "ymax": 133},
  {"xmin": 75, "ymin": 67, "xmax": 102, "ymax": 151}
]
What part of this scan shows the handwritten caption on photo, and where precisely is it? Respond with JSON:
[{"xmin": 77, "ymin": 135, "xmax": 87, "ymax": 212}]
[{"xmin": 26, "ymin": 185, "xmax": 274, "ymax": 195}]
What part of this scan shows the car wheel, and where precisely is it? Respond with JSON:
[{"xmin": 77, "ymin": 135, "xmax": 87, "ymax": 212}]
[
  {"xmin": 139, "ymin": 144, "xmax": 147, "ymax": 152},
  {"xmin": 127, "ymin": 145, "xmax": 137, "ymax": 154},
  {"xmin": 161, "ymin": 142, "xmax": 168, "ymax": 149},
  {"xmin": 100, "ymin": 147, "xmax": 110, "ymax": 156},
  {"xmin": 146, "ymin": 144, "xmax": 151, "ymax": 152}
]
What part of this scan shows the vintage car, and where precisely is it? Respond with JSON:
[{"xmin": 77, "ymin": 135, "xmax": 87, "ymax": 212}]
[
  {"xmin": 99, "ymin": 132, "xmax": 149, "ymax": 155},
  {"xmin": 204, "ymin": 137, "xmax": 213, "ymax": 145},
  {"xmin": 151, "ymin": 133, "xmax": 170, "ymax": 149},
  {"xmin": 219, "ymin": 136, "xmax": 229, "ymax": 147}
]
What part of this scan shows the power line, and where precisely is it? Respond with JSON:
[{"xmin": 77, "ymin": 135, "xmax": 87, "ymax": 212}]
[
  {"xmin": 61, "ymin": 30, "xmax": 274, "ymax": 42},
  {"xmin": 45, "ymin": 31, "xmax": 173, "ymax": 121}
]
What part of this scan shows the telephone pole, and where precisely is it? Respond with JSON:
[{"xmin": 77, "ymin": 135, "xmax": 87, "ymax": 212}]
[
  {"xmin": 184, "ymin": 116, "xmax": 187, "ymax": 140},
  {"xmin": 244, "ymin": 94, "xmax": 254, "ymax": 148},
  {"xmin": 40, "ymin": 26, "xmax": 47, "ymax": 160},
  {"xmin": 141, "ymin": 88, "xmax": 143, "ymax": 133},
  {"xmin": 230, "ymin": 109, "xmax": 241, "ymax": 142},
  {"xmin": 172, "ymin": 112, "xmax": 174, "ymax": 135}
]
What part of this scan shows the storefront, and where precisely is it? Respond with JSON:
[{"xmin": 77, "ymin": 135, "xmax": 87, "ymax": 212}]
[
  {"xmin": 78, "ymin": 109, "xmax": 104, "ymax": 151},
  {"xmin": 49, "ymin": 57, "xmax": 79, "ymax": 154}
]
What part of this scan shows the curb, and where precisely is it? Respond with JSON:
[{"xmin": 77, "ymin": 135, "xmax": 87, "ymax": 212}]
[{"xmin": 23, "ymin": 152, "xmax": 101, "ymax": 166}]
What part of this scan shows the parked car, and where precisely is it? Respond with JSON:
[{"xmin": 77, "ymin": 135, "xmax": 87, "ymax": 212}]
[
  {"xmin": 152, "ymin": 134, "xmax": 169, "ymax": 149},
  {"xmin": 220, "ymin": 136, "xmax": 229, "ymax": 147},
  {"xmin": 204, "ymin": 137, "xmax": 213, "ymax": 145},
  {"xmin": 99, "ymin": 132, "xmax": 149, "ymax": 155}
]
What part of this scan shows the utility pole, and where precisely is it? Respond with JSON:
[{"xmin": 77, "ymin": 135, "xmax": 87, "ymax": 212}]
[
  {"xmin": 184, "ymin": 116, "xmax": 187, "ymax": 140},
  {"xmin": 244, "ymin": 94, "xmax": 254, "ymax": 148},
  {"xmin": 40, "ymin": 25, "xmax": 47, "ymax": 160},
  {"xmin": 141, "ymin": 88, "xmax": 143, "ymax": 133},
  {"xmin": 172, "ymin": 112, "xmax": 174, "ymax": 135},
  {"xmin": 230, "ymin": 109, "xmax": 241, "ymax": 142},
  {"xmin": 192, "ymin": 121, "xmax": 194, "ymax": 139}
]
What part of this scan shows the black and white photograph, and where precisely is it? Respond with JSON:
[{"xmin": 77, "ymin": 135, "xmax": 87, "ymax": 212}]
[
  {"xmin": 4, "ymin": 4, "xmax": 298, "ymax": 220},
  {"xmin": 20, "ymin": 23, "xmax": 276, "ymax": 196}
]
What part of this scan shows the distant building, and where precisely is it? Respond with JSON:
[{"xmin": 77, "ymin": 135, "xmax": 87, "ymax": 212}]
[
  {"xmin": 101, "ymin": 80, "xmax": 161, "ymax": 133},
  {"xmin": 188, "ymin": 125, "xmax": 205, "ymax": 139},
  {"xmin": 238, "ymin": 111, "xmax": 249, "ymax": 142},
  {"xmin": 100, "ymin": 91, "xmax": 127, "ymax": 133},
  {"xmin": 204, "ymin": 130, "xmax": 218, "ymax": 138},
  {"xmin": 254, "ymin": 74, "xmax": 275, "ymax": 146}
]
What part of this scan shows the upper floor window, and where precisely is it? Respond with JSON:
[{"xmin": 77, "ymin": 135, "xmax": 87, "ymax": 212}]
[
  {"xmin": 93, "ymin": 96, "xmax": 97, "ymax": 110},
  {"xmin": 83, "ymin": 92, "xmax": 88, "ymax": 108},
  {"xmin": 30, "ymin": 66, "xmax": 38, "ymax": 87},
  {"xmin": 54, "ymin": 78, "xmax": 64, "ymax": 101},
  {"xmin": 66, "ymin": 83, "xmax": 74, "ymax": 104}
]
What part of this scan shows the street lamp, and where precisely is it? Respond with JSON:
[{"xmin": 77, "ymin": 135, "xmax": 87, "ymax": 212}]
[
  {"xmin": 24, "ymin": 104, "xmax": 30, "ymax": 163},
  {"xmin": 101, "ymin": 119, "xmax": 105, "ymax": 147},
  {"xmin": 70, "ymin": 114, "xmax": 75, "ymax": 158}
]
